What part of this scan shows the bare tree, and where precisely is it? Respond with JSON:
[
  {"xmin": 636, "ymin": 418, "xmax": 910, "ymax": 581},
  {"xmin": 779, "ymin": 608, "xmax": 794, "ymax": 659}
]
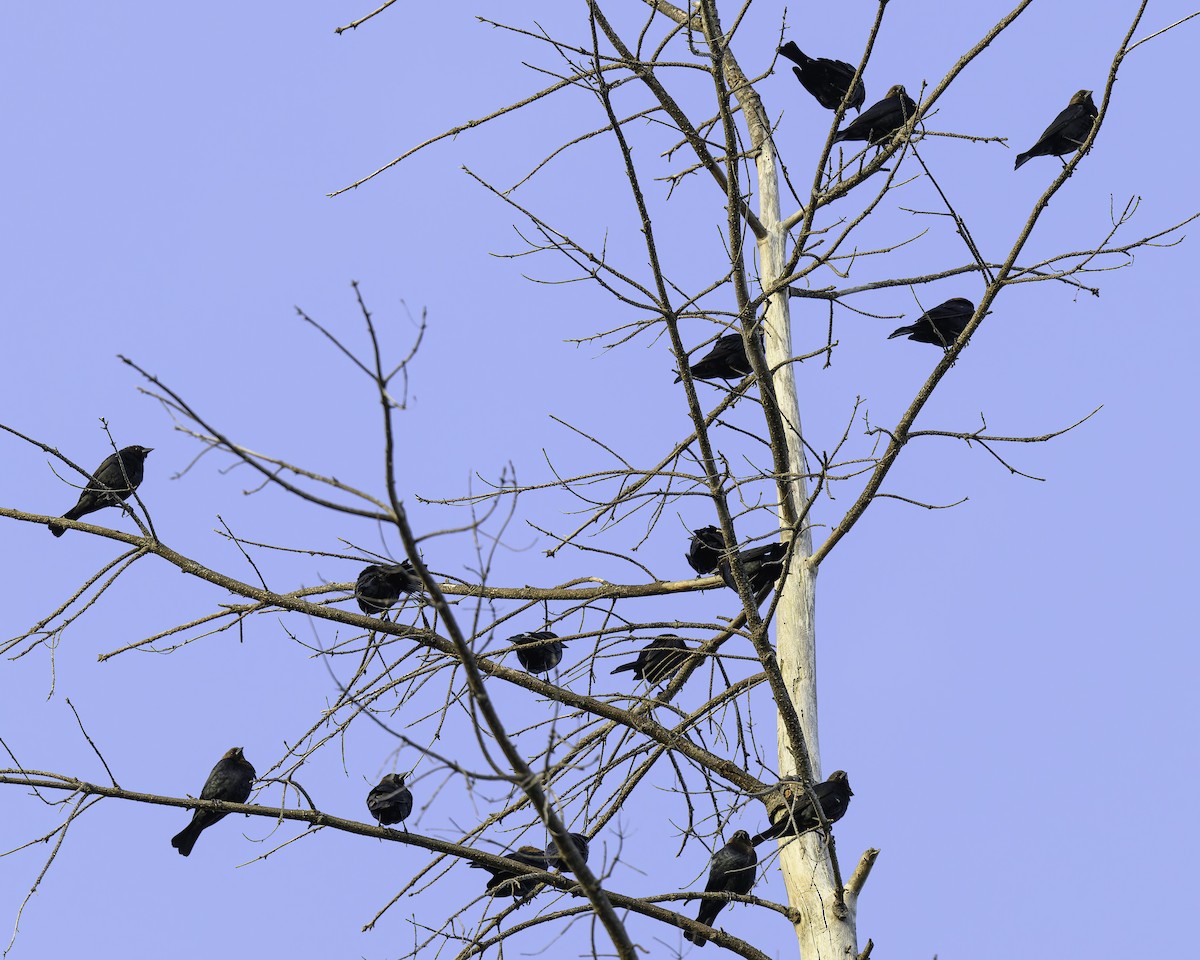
[{"xmin": 3, "ymin": 3, "xmax": 1197, "ymax": 959}]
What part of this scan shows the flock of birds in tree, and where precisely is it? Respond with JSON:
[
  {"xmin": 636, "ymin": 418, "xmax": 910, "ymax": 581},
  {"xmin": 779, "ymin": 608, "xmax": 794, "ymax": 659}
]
[
  {"xmin": 675, "ymin": 44, "xmax": 1099, "ymax": 387},
  {"xmin": 38, "ymin": 37, "xmax": 1101, "ymax": 945},
  {"xmin": 40, "ymin": 443, "xmax": 852, "ymax": 943}
]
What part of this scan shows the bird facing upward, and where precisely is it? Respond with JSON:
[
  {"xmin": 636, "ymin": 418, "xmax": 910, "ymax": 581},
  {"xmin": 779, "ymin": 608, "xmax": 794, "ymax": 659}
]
[
  {"xmin": 170, "ymin": 747, "xmax": 255, "ymax": 857},
  {"xmin": 685, "ymin": 830, "xmax": 758, "ymax": 947}
]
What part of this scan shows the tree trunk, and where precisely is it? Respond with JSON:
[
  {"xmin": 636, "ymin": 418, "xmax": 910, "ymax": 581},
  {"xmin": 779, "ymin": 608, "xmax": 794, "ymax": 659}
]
[{"xmin": 753, "ymin": 94, "xmax": 862, "ymax": 960}]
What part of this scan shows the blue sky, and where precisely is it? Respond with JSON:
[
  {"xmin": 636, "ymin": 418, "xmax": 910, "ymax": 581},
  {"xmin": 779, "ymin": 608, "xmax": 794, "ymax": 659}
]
[{"xmin": 2, "ymin": 3, "xmax": 1198, "ymax": 958}]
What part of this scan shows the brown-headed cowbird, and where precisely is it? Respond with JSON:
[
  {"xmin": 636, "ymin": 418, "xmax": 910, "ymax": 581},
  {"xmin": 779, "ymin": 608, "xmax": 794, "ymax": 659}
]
[
  {"xmin": 888, "ymin": 297, "xmax": 975, "ymax": 348},
  {"xmin": 355, "ymin": 561, "xmax": 421, "ymax": 615},
  {"xmin": 778, "ymin": 41, "xmax": 864, "ymax": 112},
  {"xmin": 685, "ymin": 525, "xmax": 725, "ymax": 576},
  {"xmin": 611, "ymin": 635, "xmax": 691, "ymax": 686},
  {"xmin": 366, "ymin": 773, "xmax": 413, "ymax": 827},
  {"xmin": 675, "ymin": 333, "xmax": 759, "ymax": 382},
  {"xmin": 718, "ymin": 542, "xmax": 787, "ymax": 602},
  {"xmin": 49, "ymin": 445, "xmax": 152, "ymax": 537},
  {"xmin": 1014, "ymin": 89, "xmax": 1097, "ymax": 170},
  {"xmin": 684, "ymin": 830, "xmax": 757, "ymax": 947},
  {"xmin": 471, "ymin": 845, "xmax": 548, "ymax": 898},
  {"xmin": 751, "ymin": 770, "xmax": 853, "ymax": 845},
  {"xmin": 511, "ymin": 631, "xmax": 565, "ymax": 673},
  {"xmin": 832, "ymin": 84, "xmax": 915, "ymax": 145},
  {"xmin": 170, "ymin": 746, "xmax": 255, "ymax": 857},
  {"xmin": 545, "ymin": 832, "xmax": 590, "ymax": 872}
]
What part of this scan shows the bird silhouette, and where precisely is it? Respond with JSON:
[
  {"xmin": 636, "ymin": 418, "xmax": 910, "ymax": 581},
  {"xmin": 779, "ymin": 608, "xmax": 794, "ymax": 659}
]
[
  {"xmin": 1015, "ymin": 89, "xmax": 1097, "ymax": 169},
  {"xmin": 49, "ymin": 445, "xmax": 152, "ymax": 536},
  {"xmin": 778, "ymin": 41, "xmax": 864, "ymax": 111}
]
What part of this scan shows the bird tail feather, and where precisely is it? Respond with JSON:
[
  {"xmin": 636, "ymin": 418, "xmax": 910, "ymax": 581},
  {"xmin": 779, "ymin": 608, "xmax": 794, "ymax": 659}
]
[{"xmin": 171, "ymin": 823, "xmax": 199, "ymax": 857}]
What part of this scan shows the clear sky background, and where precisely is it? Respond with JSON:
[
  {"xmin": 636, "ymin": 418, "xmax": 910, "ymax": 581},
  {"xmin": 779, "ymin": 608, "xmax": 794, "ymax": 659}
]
[{"xmin": 2, "ymin": 3, "xmax": 1197, "ymax": 958}]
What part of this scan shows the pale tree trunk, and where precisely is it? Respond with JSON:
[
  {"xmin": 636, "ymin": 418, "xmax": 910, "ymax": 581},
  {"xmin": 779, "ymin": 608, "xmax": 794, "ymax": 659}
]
[
  {"xmin": 638, "ymin": 2, "xmax": 866, "ymax": 952},
  {"xmin": 741, "ymin": 54, "xmax": 863, "ymax": 960}
]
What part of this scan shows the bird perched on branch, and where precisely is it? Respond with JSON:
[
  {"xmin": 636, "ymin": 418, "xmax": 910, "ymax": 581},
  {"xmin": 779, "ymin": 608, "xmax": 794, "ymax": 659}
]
[
  {"xmin": 170, "ymin": 747, "xmax": 255, "ymax": 857},
  {"xmin": 366, "ymin": 773, "xmax": 413, "ymax": 827},
  {"xmin": 545, "ymin": 832, "xmax": 590, "ymax": 873},
  {"xmin": 1014, "ymin": 89, "xmax": 1097, "ymax": 170},
  {"xmin": 355, "ymin": 561, "xmax": 421, "ymax": 615},
  {"xmin": 778, "ymin": 41, "xmax": 864, "ymax": 111},
  {"xmin": 685, "ymin": 525, "xmax": 725, "ymax": 576},
  {"xmin": 685, "ymin": 830, "xmax": 757, "ymax": 947},
  {"xmin": 511, "ymin": 631, "xmax": 565, "ymax": 673},
  {"xmin": 718, "ymin": 542, "xmax": 787, "ymax": 602},
  {"xmin": 751, "ymin": 770, "xmax": 853, "ymax": 845},
  {"xmin": 888, "ymin": 297, "xmax": 975, "ymax": 348},
  {"xmin": 675, "ymin": 333, "xmax": 759, "ymax": 382},
  {"xmin": 611, "ymin": 635, "xmax": 691, "ymax": 686},
  {"xmin": 832, "ymin": 84, "xmax": 915, "ymax": 145},
  {"xmin": 472, "ymin": 846, "xmax": 548, "ymax": 898},
  {"xmin": 48, "ymin": 444, "xmax": 152, "ymax": 536}
]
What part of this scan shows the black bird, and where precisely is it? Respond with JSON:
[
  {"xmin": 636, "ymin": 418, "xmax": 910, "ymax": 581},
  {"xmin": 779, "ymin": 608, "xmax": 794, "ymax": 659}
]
[
  {"xmin": 832, "ymin": 84, "xmax": 916, "ymax": 145},
  {"xmin": 675, "ymin": 333, "xmax": 757, "ymax": 382},
  {"xmin": 355, "ymin": 561, "xmax": 421, "ymax": 615},
  {"xmin": 1014, "ymin": 89, "xmax": 1097, "ymax": 170},
  {"xmin": 49, "ymin": 445, "xmax": 153, "ymax": 536},
  {"xmin": 611, "ymin": 635, "xmax": 691, "ymax": 686},
  {"xmin": 170, "ymin": 746, "xmax": 256, "ymax": 857},
  {"xmin": 472, "ymin": 845, "xmax": 548, "ymax": 898},
  {"xmin": 366, "ymin": 773, "xmax": 413, "ymax": 827},
  {"xmin": 685, "ymin": 830, "xmax": 757, "ymax": 947},
  {"xmin": 888, "ymin": 297, "xmax": 975, "ymax": 348},
  {"xmin": 718, "ymin": 542, "xmax": 787, "ymax": 601},
  {"xmin": 511, "ymin": 631, "xmax": 565, "ymax": 674},
  {"xmin": 778, "ymin": 41, "xmax": 865, "ymax": 112},
  {"xmin": 685, "ymin": 525, "xmax": 725, "ymax": 576},
  {"xmin": 751, "ymin": 770, "xmax": 853, "ymax": 845},
  {"xmin": 545, "ymin": 832, "xmax": 590, "ymax": 873}
]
